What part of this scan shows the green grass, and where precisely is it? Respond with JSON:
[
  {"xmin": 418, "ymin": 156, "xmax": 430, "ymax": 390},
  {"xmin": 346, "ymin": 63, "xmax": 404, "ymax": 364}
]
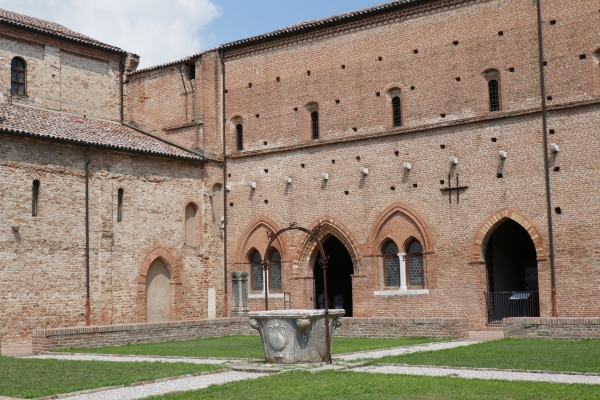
[
  {"xmin": 148, "ymin": 370, "xmax": 600, "ymax": 399},
  {"xmin": 0, "ymin": 357, "xmax": 220, "ymax": 399},
  {"xmin": 58, "ymin": 335, "xmax": 445, "ymax": 358},
  {"xmin": 375, "ymin": 339, "xmax": 600, "ymax": 373}
]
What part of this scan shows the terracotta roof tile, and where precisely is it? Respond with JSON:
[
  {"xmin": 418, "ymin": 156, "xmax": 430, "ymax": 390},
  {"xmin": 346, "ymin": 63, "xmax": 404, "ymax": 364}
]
[
  {"xmin": 0, "ymin": 8, "xmax": 130, "ymax": 55},
  {"xmin": 0, "ymin": 104, "xmax": 204, "ymax": 161}
]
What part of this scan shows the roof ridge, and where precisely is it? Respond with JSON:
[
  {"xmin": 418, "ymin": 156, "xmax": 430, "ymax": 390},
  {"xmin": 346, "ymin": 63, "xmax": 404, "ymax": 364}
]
[{"xmin": 0, "ymin": 7, "xmax": 132, "ymax": 55}]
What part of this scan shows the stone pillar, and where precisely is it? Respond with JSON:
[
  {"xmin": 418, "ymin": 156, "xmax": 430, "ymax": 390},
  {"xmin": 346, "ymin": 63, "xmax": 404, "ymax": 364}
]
[
  {"xmin": 398, "ymin": 253, "xmax": 407, "ymax": 290},
  {"xmin": 231, "ymin": 272, "xmax": 249, "ymax": 317}
]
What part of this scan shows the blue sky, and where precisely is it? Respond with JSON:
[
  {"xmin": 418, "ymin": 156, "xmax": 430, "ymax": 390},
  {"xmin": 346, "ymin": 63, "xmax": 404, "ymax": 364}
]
[
  {"xmin": 206, "ymin": 0, "xmax": 386, "ymax": 47},
  {"xmin": 0, "ymin": 0, "xmax": 386, "ymax": 68}
]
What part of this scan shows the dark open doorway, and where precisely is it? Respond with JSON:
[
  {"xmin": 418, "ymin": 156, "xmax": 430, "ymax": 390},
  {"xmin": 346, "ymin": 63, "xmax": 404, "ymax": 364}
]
[
  {"xmin": 314, "ymin": 236, "xmax": 354, "ymax": 317},
  {"xmin": 485, "ymin": 219, "xmax": 540, "ymax": 323}
]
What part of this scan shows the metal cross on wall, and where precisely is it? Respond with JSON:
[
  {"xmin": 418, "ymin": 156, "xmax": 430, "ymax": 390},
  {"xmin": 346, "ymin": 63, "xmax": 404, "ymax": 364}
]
[{"xmin": 440, "ymin": 174, "xmax": 469, "ymax": 204}]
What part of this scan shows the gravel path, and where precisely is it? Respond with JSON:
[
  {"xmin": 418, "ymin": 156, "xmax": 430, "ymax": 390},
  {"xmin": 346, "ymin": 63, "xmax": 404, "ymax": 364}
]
[
  {"xmin": 30, "ymin": 354, "xmax": 230, "ymax": 365},
  {"xmin": 335, "ymin": 340, "xmax": 478, "ymax": 361},
  {"xmin": 353, "ymin": 365, "xmax": 600, "ymax": 385},
  {"xmin": 66, "ymin": 371, "xmax": 268, "ymax": 400}
]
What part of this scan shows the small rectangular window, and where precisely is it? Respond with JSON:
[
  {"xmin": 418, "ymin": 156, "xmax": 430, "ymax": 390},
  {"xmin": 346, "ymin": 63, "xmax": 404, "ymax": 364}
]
[
  {"xmin": 187, "ymin": 64, "xmax": 195, "ymax": 80},
  {"xmin": 117, "ymin": 188, "xmax": 124, "ymax": 222},
  {"xmin": 32, "ymin": 180, "xmax": 40, "ymax": 217}
]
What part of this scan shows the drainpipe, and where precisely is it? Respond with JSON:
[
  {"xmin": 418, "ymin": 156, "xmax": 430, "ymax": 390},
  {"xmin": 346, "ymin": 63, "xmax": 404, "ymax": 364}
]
[
  {"xmin": 535, "ymin": 0, "xmax": 557, "ymax": 317},
  {"xmin": 85, "ymin": 147, "xmax": 92, "ymax": 325},
  {"xmin": 120, "ymin": 55, "xmax": 125, "ymax": 123},
  {"xmin": 219, "ymin": 48, "xmax": 228, "ymax": 317}
]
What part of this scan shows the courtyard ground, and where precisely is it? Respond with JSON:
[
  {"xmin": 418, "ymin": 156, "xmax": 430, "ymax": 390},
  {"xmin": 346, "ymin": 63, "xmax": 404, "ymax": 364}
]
[{"xmin": 4, "ymin": 337, "xmax": 600, "ymax": 399}]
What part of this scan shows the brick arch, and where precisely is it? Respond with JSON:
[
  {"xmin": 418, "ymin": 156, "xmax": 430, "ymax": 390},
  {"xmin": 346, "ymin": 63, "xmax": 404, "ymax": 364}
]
[
  {"xmin": 366, "ymin": 202, "xmax": 434, "ymax": 255},
  {"xmin": 234, "ymin": 216, "xmax": 289, "ymax": 264},
  {"xmin": 136, "ymin": 244, "xmax": 182, "ymax": 323},
  {"xmin": 294, "ymin": 217, "xmax": 363, "ymax": 276},
  {"xmin": 471, "ymin": 208, "xmax": 546, "ymax": 262}
]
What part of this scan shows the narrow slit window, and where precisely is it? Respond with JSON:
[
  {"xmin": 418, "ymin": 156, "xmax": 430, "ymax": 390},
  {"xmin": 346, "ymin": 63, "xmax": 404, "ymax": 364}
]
[
  {"xmin": 311, "ymin": 111, "xmax": 319, "ymax": 140},
  {"xmin": 392, "ymin": 96, "xmax": 402, "ymax": 127},
  {"xmin": 117, "ymin": 188, "xmax": 124, "ymax": 222},
  {"xmin": 32, "ymin": 180, "xmax": 39, "ymax": 217},
  {"xmin": 489, "ymin": 79, "xmax": 500, "ymax": 112},
  {"xmin": 11, "ymin": 57, "xmax": 26, "ymax": 95},
  {"xmin": 236, "ymin": 124, "xmax": 243, "ymax": 151}
]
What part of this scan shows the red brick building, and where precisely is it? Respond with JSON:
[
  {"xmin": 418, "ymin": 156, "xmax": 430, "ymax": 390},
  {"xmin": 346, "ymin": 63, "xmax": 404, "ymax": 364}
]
[{"xmin": 2, "ymin": 0, "xmax": 600, "ymax": 343}]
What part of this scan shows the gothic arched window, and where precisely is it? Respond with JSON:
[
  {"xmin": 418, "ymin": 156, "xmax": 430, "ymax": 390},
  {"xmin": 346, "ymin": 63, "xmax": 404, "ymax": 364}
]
[
  {"xmin": 406, "ymin": 239, "xmax": 424, "ymax": 288},
  {"xmin": 250, "ymin": 250, "xmax": 263, "ymax": 291},
  {"xmin": 383, "ymin": 240, "xmax": 399, "ymax": 287},
  {"xmin": 269, "ymin": 250, "xmax": 282, "ymax": 292}
]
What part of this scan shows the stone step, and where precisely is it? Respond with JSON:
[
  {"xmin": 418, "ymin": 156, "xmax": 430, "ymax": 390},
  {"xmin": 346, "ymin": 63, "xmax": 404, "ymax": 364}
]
[{"xmin": 468, "ymin": 330, "xmax": 505, "ymax": 342}]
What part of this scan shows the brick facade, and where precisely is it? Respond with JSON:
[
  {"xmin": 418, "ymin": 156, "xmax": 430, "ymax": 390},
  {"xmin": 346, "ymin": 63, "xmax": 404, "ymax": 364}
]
[
  {"xmin": 3, "ymin": 0, "xmax": 600, "ymax": 344},
  {"xmin": 125, "ymin": 0, "xmax": 600, "ymax": 331}
]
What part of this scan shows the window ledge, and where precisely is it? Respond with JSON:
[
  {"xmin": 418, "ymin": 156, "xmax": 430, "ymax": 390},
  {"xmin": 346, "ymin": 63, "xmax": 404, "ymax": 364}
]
[
  {"xmin": 374, "ymin": 289, "xmax": 429, "ymax": 297},
  {"xmin": 249, "ymin": 293, "xmax": 284, "ymax": 299}
]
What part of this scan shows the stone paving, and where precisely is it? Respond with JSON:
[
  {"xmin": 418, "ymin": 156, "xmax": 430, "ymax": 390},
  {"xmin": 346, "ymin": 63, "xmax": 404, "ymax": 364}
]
[{"xmin": 353, "ymin": 364, "xmax": 600, "ymax": 385}]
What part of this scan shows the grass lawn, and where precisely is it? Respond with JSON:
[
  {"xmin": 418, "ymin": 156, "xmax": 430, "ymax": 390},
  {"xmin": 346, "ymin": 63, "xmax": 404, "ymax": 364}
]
[
  {"xmin": 0, "ymin": 357, "xmax": 221, "ymax": 399},
  {"xmin": 375, "ymin": 339, "xmax": 600, "ymax": 373},
  {"xmin": 58, "ymin": 335, "xmax": 445, "ymax": 359},
  {"xmin": 148, "ymin": 370, "xmax": 600, "ymax": 399}
]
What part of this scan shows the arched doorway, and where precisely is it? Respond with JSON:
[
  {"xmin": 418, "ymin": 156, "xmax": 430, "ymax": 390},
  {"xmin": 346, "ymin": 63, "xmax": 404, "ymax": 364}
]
[
  {"xmin": 146, "ymin": 258, "xmax": 172, "ymax": 323},
  {"xmin": 314, "ymin": 236, "xmax": 354, "ymax": 316},
  {"xmin": 485, "ymin": 219, "xmax": 540, "ymax": 324}
]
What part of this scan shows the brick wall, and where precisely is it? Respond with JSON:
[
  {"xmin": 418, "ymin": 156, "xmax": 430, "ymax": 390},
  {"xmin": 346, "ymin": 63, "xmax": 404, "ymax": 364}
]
[
  {"xmin": 0, "ymin": 25, "xmax": 123, "ymax": 121},
  {"xmin": 0, "ymin": 136, "xmax": 225, "ymax": 342},
  {"xmin": 336, "ymin": 318, "xmax": 468, "ymax": 339},
  {"xmin": 32, "ymin": 318, "xmax": 255, "ymax": 353},
  {"xmin": 31, "ymin": 316, "xmax": 466, "ymax": 352},
  {"xmin": 504, "ymin": 318, "xmax": 600, "ymax": 340}
]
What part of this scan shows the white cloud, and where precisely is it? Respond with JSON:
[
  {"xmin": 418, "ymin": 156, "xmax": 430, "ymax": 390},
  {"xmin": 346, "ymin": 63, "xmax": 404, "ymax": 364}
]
[{"xmin": 0, "ymin": 0, "xmax": 220, "ymax": 68}]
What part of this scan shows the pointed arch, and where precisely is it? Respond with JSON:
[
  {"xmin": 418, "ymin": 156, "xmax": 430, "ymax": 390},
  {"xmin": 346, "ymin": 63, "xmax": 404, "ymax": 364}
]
[
  {"xmin": 234, "ymin": 216, "xmax": 289, "ymax": 265},
  {"xmin": 294, "ymin": 217, "xmax": 363, "ymax": 276},
  {"xmin": 366, "ymin": 202, "xmax": 434, "ymax": 255},
  {"xmin": 136, "ymin": 244, "xmax": 182, "ymax": 323},
  {"xmin": 471, "ymin": 208, "xmax": 546, "ymax": 262}
]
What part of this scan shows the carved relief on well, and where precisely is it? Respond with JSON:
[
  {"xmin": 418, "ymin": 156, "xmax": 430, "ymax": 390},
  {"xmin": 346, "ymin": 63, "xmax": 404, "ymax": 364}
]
[{"xmin": 266, "ymin": 320, "xmax": 287, "ymax": 358}]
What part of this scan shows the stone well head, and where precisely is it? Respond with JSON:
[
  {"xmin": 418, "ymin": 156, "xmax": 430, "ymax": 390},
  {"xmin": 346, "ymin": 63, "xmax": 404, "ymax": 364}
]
[{"xmin": 249, "ymin": 309, "xmax": 345, "ymax": 364}]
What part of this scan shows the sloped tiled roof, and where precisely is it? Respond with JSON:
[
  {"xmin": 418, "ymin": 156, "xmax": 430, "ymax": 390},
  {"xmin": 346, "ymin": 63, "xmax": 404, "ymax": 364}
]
[
  {"xmin": 0, "ymin": 104, "xmax": 204, "ymax": 161},
  {"xmin": 0, "ymin": 8, "xmax": 130, "ymax": 55},
  {"xmin": 130, "ymin": 49, "xmax": 214, "ymax": 76},
  {"xmin": 220, "ymin": 0, "xmax": 423, "ymax": 49}
]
